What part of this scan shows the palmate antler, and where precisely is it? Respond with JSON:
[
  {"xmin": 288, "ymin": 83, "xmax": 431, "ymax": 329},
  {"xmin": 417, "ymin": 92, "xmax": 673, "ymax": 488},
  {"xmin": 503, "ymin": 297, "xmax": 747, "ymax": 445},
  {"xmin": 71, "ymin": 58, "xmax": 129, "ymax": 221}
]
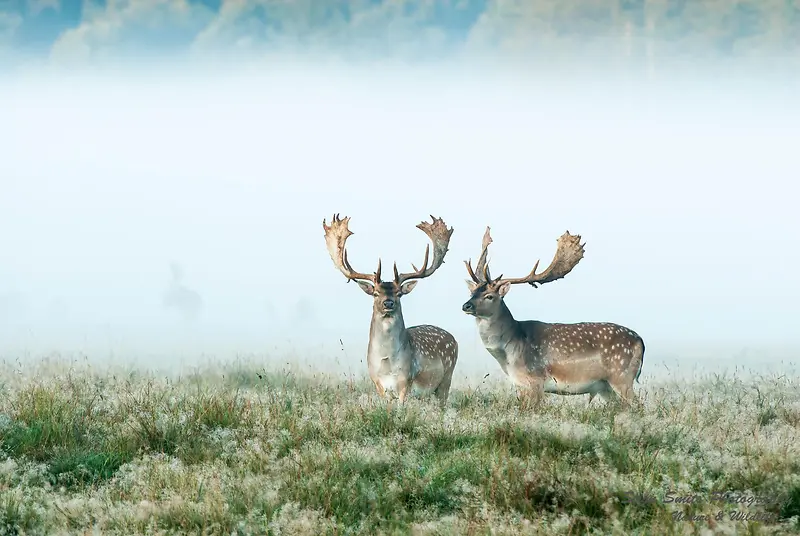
[
  {"xmin": 322, "ymin": 214, "xmax": 380, "ymax": 284},
  {"xmin": 465, "ymin": 227, "xmax": 586, "ymax": 288},
  {"xmin": 323, "ymin": 214, "xmax": 454, "ymax": 286},
  {"xmin": 393, "ymin": 216, "xmax": 454, "ymax": 286}
]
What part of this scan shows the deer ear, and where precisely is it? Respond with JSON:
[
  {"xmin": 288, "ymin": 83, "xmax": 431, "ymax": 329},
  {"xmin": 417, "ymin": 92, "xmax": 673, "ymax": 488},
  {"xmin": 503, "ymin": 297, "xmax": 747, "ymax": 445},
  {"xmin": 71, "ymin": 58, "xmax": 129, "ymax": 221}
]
[
  {"xmin": 465, "ymin": 279, "xmax": 479, "ymax": 293},
  {"xmin": 356, "ymin": 281, "xmax": 375, "ymax": 295},
  {"xmin": 497, "ymin": 281, "xmax": 511, "ymax": 297},
  {"xmin": 399, "ymin": 280, "xmax": 419, "ymax": 295}
]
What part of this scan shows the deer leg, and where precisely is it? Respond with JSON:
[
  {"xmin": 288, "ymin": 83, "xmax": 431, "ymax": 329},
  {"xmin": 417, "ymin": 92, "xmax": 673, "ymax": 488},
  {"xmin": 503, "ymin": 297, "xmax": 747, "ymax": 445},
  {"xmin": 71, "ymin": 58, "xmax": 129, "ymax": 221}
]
[
  {"xmin": 397, "ymin": 382, "xmax": 410, "ymax": 405},
  {"xmin": 590, "ymin": 381, "xmax": 615, "ymax": 406},
  {"xmin": 519, "ymin": 381, "xmax": 544, "ymax": 411},
  {"xmin": 588, "ymin": 390, "xmax": 609, "ymax": 405},
  {"xmin": 372, "ymin": 378, "xmax": 386, "ymax": 399},
  {"xmin": 433, "ymin": 371, "xmax": 454, "ymax": 408},
  {"xmin": 607, "ymin": 379, "xmax": 637, "ymax": 410}
]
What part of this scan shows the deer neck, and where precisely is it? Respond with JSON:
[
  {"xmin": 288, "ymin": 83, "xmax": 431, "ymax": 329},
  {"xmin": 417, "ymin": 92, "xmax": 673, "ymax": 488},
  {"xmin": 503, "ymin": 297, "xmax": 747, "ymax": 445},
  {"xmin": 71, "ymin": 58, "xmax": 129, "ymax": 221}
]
[
  {"xmin": 475, "ymin": 301, "xmax": 520, "ymax": 366},
  {"xmin": 367, "ymin": 303, "xmax": 412, "ymax": 368}
]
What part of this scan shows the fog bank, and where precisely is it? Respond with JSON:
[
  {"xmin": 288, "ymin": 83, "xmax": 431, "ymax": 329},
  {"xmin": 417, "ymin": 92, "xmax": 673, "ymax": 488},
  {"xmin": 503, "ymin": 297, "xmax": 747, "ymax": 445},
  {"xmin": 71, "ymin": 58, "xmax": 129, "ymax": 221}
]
[{"xmin": 1, "ymin": 66, "xmax": 798, "ymax": 382}]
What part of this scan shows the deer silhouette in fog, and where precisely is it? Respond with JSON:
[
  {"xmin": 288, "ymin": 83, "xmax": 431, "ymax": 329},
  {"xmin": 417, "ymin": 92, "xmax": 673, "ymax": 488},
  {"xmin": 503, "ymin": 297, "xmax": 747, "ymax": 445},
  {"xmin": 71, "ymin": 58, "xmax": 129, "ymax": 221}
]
[{"xmin": 162, "ymin": 262, "xmax": 204, "ymax": 321}]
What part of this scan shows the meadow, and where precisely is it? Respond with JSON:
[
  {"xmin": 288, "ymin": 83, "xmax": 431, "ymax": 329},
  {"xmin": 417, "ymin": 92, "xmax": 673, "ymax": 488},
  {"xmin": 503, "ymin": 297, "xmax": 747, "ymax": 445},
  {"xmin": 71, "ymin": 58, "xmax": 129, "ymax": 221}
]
[{"xmin": 0, "ymin": 356, "xmax": 798, "ymax": 535}]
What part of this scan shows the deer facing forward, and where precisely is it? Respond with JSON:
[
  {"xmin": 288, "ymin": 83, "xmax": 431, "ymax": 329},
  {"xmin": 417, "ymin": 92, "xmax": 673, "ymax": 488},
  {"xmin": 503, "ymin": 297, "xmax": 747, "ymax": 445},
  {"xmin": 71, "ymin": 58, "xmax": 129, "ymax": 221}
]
[
  {"xmin": 323, "ymin": 214, "xmax": 459, "ymax": 406},
  {"xmin": 461, "ymin": 228, "xmax": 644, "ymax": 407}
]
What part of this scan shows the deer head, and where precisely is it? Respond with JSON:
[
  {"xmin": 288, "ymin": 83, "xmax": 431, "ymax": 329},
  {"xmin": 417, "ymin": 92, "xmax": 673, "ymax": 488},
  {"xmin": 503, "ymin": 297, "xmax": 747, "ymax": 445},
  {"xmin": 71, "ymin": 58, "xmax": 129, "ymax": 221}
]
[
  {"xmin": 323, "ymin": 214, "xmax": 454, "ymax": 317},
  {"xmin": 461, "ymin": 227, "xmax": 585, "ymax": 318}
]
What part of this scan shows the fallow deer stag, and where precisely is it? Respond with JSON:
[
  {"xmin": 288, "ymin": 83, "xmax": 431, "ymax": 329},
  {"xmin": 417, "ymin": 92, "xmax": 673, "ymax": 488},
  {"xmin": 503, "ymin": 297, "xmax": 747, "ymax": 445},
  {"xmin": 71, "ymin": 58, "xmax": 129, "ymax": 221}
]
[
  {"xmin": 461, "ymin": 228, "xmax": 645, "ymax": 407},
  {"xmin": 323, "ymin": 214, "xmax": 459, "ymax": 407}
]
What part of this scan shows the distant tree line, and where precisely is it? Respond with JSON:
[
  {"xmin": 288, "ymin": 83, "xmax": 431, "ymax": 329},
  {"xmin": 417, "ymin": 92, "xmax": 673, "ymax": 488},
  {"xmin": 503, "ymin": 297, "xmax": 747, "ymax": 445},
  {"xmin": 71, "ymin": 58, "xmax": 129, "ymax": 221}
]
[
  {"xmin": 5, "ymin": 0, "xmax": 800, "ymax": 69},
  {"xmin": 465, "ymin": 0, "xmax": 799, "ymax": 69}
]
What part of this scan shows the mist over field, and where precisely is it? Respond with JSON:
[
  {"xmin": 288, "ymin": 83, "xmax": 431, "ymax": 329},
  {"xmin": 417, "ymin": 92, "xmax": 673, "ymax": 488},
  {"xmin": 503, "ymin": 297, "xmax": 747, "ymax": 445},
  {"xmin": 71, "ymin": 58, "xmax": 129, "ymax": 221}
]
[
  {"xmin": 1, "ymin": 63, "xmax": 798, "ymax": 385},
  {"xmin": 0, "ymin": 0, "xmax": 798, "ymax": 388}
]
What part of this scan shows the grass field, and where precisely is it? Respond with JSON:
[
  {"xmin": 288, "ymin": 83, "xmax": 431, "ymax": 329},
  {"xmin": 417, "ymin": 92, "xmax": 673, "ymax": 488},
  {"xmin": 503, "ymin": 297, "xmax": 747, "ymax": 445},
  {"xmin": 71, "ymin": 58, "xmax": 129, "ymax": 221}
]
[{"xmin": 0, "ymin": 357, "xmax": 799, "ymax": 535}]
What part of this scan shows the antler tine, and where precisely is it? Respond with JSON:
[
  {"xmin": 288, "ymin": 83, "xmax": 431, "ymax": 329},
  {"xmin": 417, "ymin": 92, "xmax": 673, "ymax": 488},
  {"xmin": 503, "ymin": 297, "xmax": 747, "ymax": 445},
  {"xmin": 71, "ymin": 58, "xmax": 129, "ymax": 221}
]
[
  {"xmin": 322, "ymin": 214, "xmax": 378, "ymax": 283},
  {"xmin": 474, "ymin": 227, "xmax": 493, "ymax": 280},
  {"xmin": 498, "ymin": 231, "xmax": 586, "ymax": 287},
  {"xmin": 394, "ymin": 216, "xmax": 453, "ymax": 285},
  {"xmin": 464, "ymin": 259, "xmax": 480, "ymax": 283},
  {"xmin": 483, "ymin": 263, "xmax": 503, "ymax": 283},
  {"xmin": 464, "ymin": 226, "xmax": 493, "ymax": 284}
]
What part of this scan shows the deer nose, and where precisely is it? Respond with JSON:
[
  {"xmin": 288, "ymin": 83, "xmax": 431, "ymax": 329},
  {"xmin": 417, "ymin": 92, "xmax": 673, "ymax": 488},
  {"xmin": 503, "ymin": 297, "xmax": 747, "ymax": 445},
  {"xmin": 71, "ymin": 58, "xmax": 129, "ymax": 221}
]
[
  {"xmin": 462, "ymin": 302, "xmax": 473, "ymax": 312},
  {"xmin": 383, "ymin": 299, "xmax": 394, "ymax": 309}
]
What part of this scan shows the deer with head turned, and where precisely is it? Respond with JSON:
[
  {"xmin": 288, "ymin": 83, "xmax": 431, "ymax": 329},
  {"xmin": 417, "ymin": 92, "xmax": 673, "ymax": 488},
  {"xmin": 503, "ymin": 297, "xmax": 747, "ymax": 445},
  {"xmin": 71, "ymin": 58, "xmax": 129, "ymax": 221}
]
[
  {"xmin": 323, "ymin": 214, "xmax": 459, "ymax": 407},
  {"xmin": 461, "ymin": 228, "xmax": 645, "ymax": 407}
]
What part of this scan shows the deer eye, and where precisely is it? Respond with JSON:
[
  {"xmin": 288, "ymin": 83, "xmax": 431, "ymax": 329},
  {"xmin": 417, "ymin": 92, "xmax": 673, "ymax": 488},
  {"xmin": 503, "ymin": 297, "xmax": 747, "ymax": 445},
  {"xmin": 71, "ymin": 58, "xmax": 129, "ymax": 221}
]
[{"xmin": 484, "ymin": 294, "xmax": 493, "ymax": 300}]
